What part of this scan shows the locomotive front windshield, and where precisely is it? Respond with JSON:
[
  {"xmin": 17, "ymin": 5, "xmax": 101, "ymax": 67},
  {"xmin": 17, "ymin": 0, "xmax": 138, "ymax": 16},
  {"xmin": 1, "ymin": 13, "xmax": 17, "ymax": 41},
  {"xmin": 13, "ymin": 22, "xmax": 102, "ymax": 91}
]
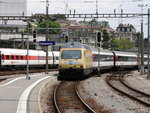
[{"xmin": 61, "ymin": 50, "xmax": 81, "ymax": 59}]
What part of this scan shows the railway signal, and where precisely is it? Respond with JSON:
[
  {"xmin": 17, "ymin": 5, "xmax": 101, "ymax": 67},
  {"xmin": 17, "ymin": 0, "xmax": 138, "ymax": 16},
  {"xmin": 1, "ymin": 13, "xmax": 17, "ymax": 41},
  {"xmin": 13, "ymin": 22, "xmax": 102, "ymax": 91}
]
[
  {"xmin": 65, "ymin": 36, "xmax": 68, "ymax": 43},
  {"xmin": 33, "ymin": 30, "xmax": 36, "ymax": 42},
  {"xmin": 97, "ymin": 32, "xmax": 101, "ymax": 42},
  {"xmin": 96, "ymin": 32, "xmax": 101, "ymax": 76}
]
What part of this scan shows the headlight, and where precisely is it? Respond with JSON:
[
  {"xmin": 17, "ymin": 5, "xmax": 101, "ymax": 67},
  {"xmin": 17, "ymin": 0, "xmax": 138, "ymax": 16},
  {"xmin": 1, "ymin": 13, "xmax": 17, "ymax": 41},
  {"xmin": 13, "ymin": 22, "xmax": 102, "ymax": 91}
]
[
  {"xmin": 75, "ymin": 65, "xmax": 83, "ymax": 68},
  {"xmin": 59, "ymin": 65, "xmax": 66, "ymax": 68},
  {"xmin": 76, "ymin": 65, "xmax": 80, "ymax": 68}
]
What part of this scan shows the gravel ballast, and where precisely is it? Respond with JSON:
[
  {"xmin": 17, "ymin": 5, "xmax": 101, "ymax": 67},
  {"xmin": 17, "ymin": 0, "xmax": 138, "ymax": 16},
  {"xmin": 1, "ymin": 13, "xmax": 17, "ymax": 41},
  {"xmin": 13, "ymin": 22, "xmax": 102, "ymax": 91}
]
[{"xmin": 78, "ymin": 71, "xmax": 150, "ymax": 113}]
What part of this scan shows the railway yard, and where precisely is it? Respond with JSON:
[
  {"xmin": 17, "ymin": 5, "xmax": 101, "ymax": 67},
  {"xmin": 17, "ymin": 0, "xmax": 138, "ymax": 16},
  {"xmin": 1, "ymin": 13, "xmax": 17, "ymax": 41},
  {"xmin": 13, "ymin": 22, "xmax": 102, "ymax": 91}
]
[
  {"xmin": 1, "ymin": 0, "xmax": 150, "ymax": 113},
  {"xmin": 41, "ymin": 71, "xmax": 150, "ymax": 113},
  {"xmin": 0, "ymin": 70, "xmax": 150, "ymax": 113}
]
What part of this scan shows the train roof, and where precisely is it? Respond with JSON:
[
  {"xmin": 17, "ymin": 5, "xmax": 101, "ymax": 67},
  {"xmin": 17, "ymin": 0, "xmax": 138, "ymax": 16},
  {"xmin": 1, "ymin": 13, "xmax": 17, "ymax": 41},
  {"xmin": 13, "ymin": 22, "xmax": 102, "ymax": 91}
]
[
  {"xmin": 61, "ymin": 42, "xmax": 91, "ymax": 50},
  {"xmin": 113, "ymin": 51, "xmax": 137, "ymax": 57},
  {"xmin": 0, "ymin": 48, "xmax": 59, "ymax": 55}
]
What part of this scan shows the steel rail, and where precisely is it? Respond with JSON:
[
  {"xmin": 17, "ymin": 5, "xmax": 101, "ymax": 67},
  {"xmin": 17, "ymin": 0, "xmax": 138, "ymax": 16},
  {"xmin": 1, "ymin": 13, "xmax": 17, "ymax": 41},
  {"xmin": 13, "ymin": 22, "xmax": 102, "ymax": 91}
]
[
  {"xmin": 75, "ymin": 81, "xmax": 96, "ymax": 113},
  {"xmin": 54, "ymin": 81, "xmax": 96, "ymax": 113},
  {"xmin": 120, "ymin": 74, "xmax": 150, "ymax": 98},
  {"xmin": 53, "ymin": 81, "xmax": 62, "ymax": 113},
  {"xmin": 106, "ymin": 73, "xmax": 150, "ymax": 107}
]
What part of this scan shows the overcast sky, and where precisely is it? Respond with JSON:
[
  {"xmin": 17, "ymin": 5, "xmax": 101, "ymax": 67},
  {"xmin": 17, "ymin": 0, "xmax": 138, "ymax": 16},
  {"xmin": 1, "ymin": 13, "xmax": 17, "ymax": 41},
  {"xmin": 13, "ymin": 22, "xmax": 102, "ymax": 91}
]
[{"xmin": 27, "ymin": 0, "xmax": 150, "ymax": 37}]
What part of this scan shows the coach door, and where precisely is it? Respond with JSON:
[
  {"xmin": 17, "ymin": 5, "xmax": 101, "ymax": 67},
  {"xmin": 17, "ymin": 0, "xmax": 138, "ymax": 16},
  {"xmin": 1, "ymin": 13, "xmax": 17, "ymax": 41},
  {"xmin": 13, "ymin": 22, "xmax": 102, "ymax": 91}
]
[{"xmin": 51, "ymin": 51, "xmax": 55, "ymax": 67}]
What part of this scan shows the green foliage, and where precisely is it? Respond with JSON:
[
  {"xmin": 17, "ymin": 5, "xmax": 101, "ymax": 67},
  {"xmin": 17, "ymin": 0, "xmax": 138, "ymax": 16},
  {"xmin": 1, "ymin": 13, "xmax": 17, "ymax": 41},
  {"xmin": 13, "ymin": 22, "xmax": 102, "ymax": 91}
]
[
  {"xmin": 110, "ymin": 38, "xmax": 134, "ymax": 51},
  {"xmin": 18, "ymin": 43, "xmax": 36, "ymax": 50},
  {"xmin": 102, "ymin": 29, "xmax": 110, "ymax": 49},
  {"xmin": 24, "ymin": 23, "xmax": 32, "ymax": 33},
  {"xmin": 37, "ymin": 21, "xmax": 61, "ymax": 34},
  {"xmin": 51, "ymin": 14, "xmax": 66, "ymax": 21},
  {"xmin": 29, "ymin": 44, "xmax": 36, "ymax": 50}
]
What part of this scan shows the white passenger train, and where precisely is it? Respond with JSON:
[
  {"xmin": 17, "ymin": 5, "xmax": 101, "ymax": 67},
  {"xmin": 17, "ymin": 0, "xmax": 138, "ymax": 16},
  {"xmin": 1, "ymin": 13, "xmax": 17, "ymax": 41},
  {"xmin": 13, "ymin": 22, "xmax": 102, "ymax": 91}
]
[{"xmin": 0, "ymin": 48, "xmax": 59, "ymax": 70}]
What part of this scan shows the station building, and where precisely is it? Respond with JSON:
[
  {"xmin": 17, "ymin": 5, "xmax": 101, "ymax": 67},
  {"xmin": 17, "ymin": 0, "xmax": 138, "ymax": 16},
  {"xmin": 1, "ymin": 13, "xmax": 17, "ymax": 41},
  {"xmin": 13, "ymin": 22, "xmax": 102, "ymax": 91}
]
[
  {"xmin": 0, "ymin": 0, "xmax": 27, "ymax": 48},
  {"xmin": 0, "ymin": 0, "xmax": 27, "ymax": 28}
]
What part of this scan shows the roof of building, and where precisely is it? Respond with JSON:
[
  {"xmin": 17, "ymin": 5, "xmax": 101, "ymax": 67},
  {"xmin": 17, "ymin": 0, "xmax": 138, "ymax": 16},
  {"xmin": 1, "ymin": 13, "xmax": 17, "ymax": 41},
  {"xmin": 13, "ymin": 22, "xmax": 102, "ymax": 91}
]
[{"xmin": 56, "ymin": 20, "xmax": 80, "ymax": 27}]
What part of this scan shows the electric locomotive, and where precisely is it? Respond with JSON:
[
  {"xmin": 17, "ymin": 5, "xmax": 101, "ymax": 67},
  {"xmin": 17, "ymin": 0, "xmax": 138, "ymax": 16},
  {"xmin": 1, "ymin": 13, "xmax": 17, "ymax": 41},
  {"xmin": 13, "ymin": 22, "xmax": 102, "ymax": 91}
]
[{"xmin": 58, "ymin": 42, "xmax": 93, "ymax": 80}]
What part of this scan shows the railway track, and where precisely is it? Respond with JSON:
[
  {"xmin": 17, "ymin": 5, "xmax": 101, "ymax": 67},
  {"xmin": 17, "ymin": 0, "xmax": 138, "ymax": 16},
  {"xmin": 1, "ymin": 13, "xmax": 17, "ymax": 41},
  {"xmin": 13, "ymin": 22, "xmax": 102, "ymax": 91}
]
[
  {"xmin": 53, "ymin": 81, "xmax": 96, "ymax": 113},
  {"xmin": 106, "ymin": 72, "xmax": 150, "ymax": 107}
]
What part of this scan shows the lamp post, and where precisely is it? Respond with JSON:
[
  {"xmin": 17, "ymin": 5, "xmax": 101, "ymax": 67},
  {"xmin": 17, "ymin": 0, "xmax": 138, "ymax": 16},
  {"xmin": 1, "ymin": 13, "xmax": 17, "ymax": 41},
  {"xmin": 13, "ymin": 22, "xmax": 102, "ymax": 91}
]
[
  {"xmin": 9, "ymin": 38, "xmax": 30, "ymax": 80},
  {"xmin": 137, "ymin": 32, "xmax": 141, "ymax": 72},
  {"xmin": 97, "ymin": 32, "xmax": 102, "ymax": 76},
  {"xmin": 26, "ymin": 38, "xmax": 30, "ymax": 80},
  {"xmin": 137, "ymin": 4, "xmax": 145, "ymax": 75},
  {"xmin": 147, "ymin": 9, "xmax": 150, "ymax": 79},
  {"xmin": 45, "ymin": 0, "xmax": 49, "ymax": 74}
]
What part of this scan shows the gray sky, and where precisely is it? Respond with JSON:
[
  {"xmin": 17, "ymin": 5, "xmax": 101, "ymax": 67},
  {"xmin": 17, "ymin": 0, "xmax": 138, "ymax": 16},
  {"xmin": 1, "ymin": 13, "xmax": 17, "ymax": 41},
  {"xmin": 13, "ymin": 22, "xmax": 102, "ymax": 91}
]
[{"xmin": 27, "ymin": 0, "xmax": 150, "ymax": 37}]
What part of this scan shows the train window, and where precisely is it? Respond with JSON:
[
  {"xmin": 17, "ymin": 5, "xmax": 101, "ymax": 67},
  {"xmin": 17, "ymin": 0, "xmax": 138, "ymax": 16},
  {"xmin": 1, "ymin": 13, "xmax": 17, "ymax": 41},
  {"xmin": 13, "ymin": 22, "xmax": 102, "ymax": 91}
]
[
  {"xmin": 20, "ymin": 56, "xmax": 23, "ymax": 60},
  {"xmin": 106, "ymin": 56, "xmax": 112, "ymax": 61},
  {"xmin": 93, "ymin": 54, "xmax": 113, "ymax": 62},
  {"xmin": 40, "ymin": 56, "xmax": 42, "ymax": 60},
  {"xmin": 11, "ymin": 55, "xmax": 14, "ymax": 60},
  {"xmin": 117, "ymin": 56, "xmax": 122, "ymax": 61},
  {"xmin": 144, "ymin": 58, "xmax": 147, "ymax": 62},
  {"xmin": 16, "ymin": 56, "xmax": 19, "ymax": 60},
  {"xmin": 61, "ymin": 50, "xmax": 81, "ymax": 59},
  {"xmin": 6, "ymin": 55, "xmax": 9, "ymax": 60},
  {"xmin": 100, "ymin": 55, "xmax": 106, "ymax": 61},
  {"xmin": 41, "ymin": 56, "xmax": 45, "ymax": 60},
  {"xmin": 48, "ymin": 56, "xmax": 50, "ymax": 60}
]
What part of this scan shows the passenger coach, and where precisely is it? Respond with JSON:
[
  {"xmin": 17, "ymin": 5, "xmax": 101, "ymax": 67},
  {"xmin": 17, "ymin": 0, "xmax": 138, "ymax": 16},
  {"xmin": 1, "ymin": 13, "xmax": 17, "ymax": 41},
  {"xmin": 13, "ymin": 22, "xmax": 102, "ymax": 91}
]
[{"xmin": 0, "ymin": 48, "xmax": 59, "ymax": 70}]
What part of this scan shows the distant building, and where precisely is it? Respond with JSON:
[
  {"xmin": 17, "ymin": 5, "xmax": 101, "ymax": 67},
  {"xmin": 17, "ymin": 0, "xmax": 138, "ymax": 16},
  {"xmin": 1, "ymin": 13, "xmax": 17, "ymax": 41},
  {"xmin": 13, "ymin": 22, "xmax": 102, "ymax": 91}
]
[
  {"xmin": 0, "ymin": 0, "xmax": 27, "ymax": 28},
  {"xmin": 116, "ymin": 23, "xmax": 137, "ymax": 42},
  {"xmin": 63, "ymin": 26, "xmax": 101, "ymax": 48},
  {"xmin": 79, "ymin": 19, "xmax": 116, "ymax": 39},
  {"xmin": 56, "ymin": 19, "xmax": 116, "ymax": 48},
  {"xmin": 79, "ymin": 19, "xmax": 109, "ymax": 27},
  {"xmin": 56, "ymin": 20, "xmax": 80, "ymax": 27}
]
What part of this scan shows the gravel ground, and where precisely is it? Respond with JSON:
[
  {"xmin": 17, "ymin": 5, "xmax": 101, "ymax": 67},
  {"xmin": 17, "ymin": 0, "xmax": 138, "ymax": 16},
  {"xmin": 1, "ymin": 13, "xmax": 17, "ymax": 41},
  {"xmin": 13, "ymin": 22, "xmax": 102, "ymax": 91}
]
[
  {"xmin": 78, "ymin": 71, "xmax": 150, "ymax": 113},
  {"xmin": 126, "ymin": 71, "xmax": 150, "ymax": 95}
]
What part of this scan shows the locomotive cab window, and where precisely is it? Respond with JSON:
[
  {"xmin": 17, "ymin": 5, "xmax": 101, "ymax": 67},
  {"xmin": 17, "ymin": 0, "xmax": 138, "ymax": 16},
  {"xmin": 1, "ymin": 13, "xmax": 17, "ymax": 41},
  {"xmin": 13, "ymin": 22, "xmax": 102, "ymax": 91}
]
[{"xmin": 61, "ymin": 50, "xmax": 81, "ymax": 59}]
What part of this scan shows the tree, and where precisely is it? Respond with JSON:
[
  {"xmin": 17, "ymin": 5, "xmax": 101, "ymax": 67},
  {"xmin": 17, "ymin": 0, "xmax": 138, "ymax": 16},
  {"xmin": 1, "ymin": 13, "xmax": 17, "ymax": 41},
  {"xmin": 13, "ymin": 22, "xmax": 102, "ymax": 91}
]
[
  {"xmin": 51, "ymin": 14, "xmax": 66, "ymax": 21},
  {"xmin": 37, "ymin": 21, "xmax": 61, "ymax": 34},
  {"xmin": 110, "ymin": 38, "xmax": 134, "ymax": 51},
  {"xmin": 102, "ymin": 29, "xmax": 110, "ymax": 49},
  {"xmin": 24, "ymin": 23, "xmax": 32, "ymax": 33}
]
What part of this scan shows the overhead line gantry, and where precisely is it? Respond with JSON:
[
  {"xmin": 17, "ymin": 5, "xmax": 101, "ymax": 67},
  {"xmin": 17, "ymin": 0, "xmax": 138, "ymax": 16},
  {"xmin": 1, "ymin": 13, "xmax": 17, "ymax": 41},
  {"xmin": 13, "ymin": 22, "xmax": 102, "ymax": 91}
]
[{"xmin": 0, "ymin": 13, "xmax": 148, "ymax": 20}]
